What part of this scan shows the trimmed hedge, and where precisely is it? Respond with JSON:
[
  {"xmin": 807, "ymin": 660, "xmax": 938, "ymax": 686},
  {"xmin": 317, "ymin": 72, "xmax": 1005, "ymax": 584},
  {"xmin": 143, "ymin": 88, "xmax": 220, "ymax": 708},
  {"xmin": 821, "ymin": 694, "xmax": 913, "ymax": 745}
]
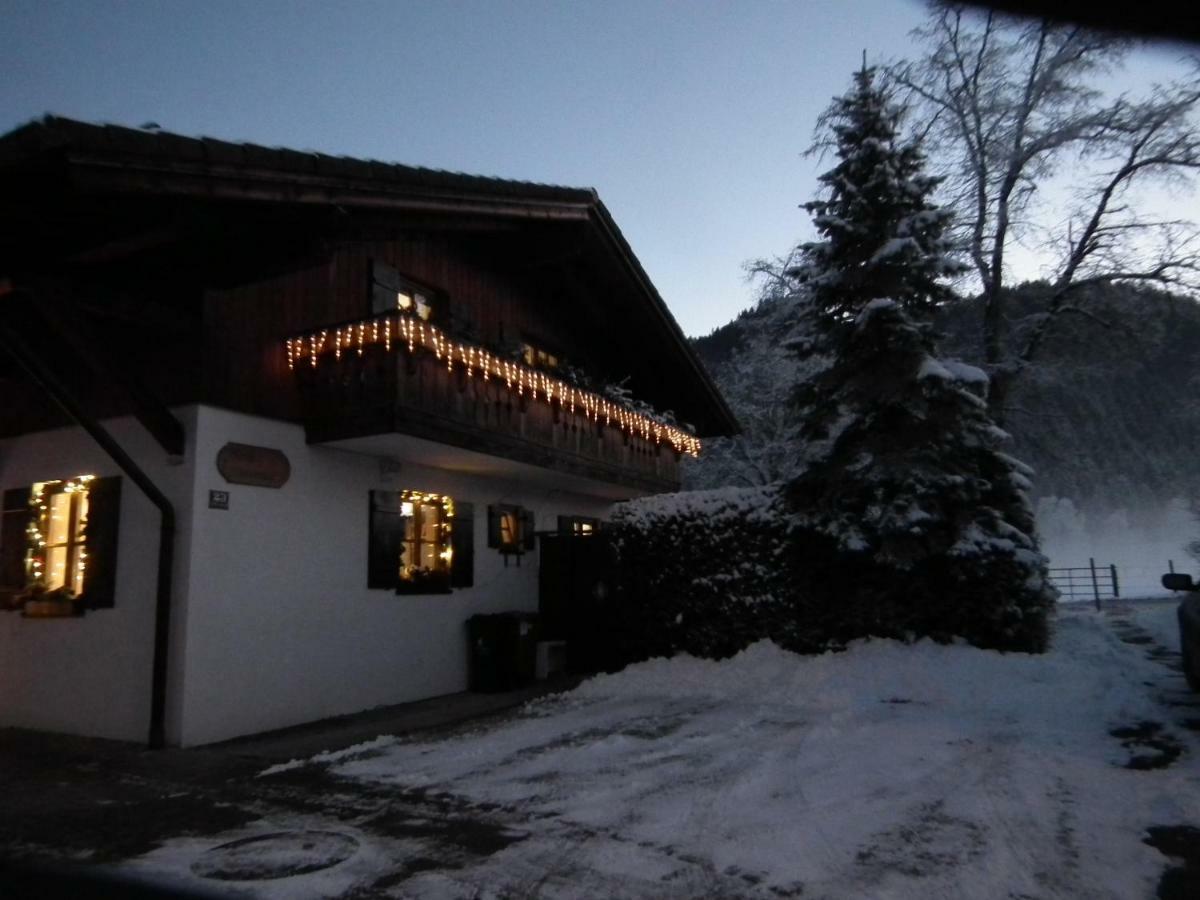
[
  {"xmin": 606, "ymin": 486, "xmax": 797, "ymax": 662},
  {"xmin": 599, "ymin": 483, "xmax": 1052, "ymax": 669}
]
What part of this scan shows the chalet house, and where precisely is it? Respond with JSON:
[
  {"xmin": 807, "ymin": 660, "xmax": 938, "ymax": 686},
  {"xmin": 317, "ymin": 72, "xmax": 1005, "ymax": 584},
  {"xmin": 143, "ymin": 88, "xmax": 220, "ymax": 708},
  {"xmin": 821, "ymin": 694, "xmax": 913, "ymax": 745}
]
[{"xmin": 0, "ymin": 117, "xmax": 737, "ymax": 748}]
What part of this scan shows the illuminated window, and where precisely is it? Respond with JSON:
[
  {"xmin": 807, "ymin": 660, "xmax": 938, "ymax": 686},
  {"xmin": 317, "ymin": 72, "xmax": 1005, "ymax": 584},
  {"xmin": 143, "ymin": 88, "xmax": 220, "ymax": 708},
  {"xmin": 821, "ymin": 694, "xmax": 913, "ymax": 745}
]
[
  {"xmin": 488, "ymin": 504, "xmax": 535, "ymax": 560},
  {"xmin": 28, "ymin": 476, "xmax": 94, "ymax": 595},
  {"xmin": 399, "ymin": 490, "xmax": 454, "ymax": 585},
  {"xmin": 558, "ymin": 515, "xmax": 600, "ymax": 536},
  {"xmin": 371, "ymin": 261, "xmax": 435, "ymax": 321},
  {"xmin": 520, "ymin": 343, "xmax": 560, "ymax": 370},
  {"xmin": 368, "ymin": 489, "xmax": 472, "ymax": 595},
  {"xmin": 499, "ymin": 510, "xmax": 518, "ymax": 545},
  {"xmin": 1, "ymin": 474, "xmax": 120, "ymax": 614}
]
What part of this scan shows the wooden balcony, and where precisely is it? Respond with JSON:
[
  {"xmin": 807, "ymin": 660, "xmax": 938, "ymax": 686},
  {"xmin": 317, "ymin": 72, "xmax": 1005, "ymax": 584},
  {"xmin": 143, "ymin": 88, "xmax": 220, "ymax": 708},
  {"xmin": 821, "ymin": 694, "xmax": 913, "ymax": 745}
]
[{"xmin": 288, "ymin": 315, "xmax": 695, "ymax": 493}]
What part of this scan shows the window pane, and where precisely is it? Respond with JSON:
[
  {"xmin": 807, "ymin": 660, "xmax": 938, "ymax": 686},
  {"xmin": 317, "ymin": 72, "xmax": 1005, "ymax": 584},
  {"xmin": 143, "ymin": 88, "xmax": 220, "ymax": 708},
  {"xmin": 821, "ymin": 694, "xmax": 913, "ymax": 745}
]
[
  {"xmin": 47, "ymin": 493, "xmax": 71, "ymax": 546},
  {"xmin": 71, "ymin": 546, "xmax": 86, "ymax": 595},
  {"xmin": 420, "ymin": 503, "xmax": 440, "ymax": 542},
  {"xmin": 45, "ymin": 546, "xmax": 67, "ymax": 591},
  {"xmin": 500, "ymin": 513, "xmax": 516, "ymax": 545},
  {"xmin": 420, "ymin": 542, "xmax": 436, "ymax": 570},
  {"xmin": 75, "ymin": 493, "xmax": 89, "ymax": 541}
]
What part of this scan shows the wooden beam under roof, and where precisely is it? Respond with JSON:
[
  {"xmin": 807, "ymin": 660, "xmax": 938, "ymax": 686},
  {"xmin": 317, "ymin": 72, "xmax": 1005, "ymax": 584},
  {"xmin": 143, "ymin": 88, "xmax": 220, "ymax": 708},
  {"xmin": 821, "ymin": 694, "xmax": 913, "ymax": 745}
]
[{"xmin": 2, "ymin": 281, "xmax": 186, "ymax": 458}]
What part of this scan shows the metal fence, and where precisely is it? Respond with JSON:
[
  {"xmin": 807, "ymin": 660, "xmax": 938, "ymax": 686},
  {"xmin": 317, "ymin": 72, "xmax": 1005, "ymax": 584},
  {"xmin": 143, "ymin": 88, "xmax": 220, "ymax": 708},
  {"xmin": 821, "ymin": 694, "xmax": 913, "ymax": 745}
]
[{"xmin": 1047, "ymin": 558, "xmax": 1119, "ymax": 609}]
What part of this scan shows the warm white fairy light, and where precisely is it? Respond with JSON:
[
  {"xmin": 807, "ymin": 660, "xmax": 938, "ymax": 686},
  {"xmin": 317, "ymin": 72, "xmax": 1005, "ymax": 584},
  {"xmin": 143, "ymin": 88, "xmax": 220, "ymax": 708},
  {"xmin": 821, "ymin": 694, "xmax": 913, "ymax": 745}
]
[
  {"xmin": 25, "ymin": 474, "xmax": 95, "ymax": 595},
  {"xmin": 284, "ymin": 312, "xmax": 701, "ymax": 456},
  {"xmin": 398, "ymin": 489, "xmax": 455, "ymax": 582}
]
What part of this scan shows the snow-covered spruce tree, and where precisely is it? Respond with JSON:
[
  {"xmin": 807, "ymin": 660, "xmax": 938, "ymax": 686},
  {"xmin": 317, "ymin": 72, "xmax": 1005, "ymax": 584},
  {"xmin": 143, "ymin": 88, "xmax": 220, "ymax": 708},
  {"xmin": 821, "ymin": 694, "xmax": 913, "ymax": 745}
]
[
  {"xmin": 787, "ymin": 301, "xmax": 1055, "ymax": 651},
  {"xmin": 789, "ymin": 65, "xmax": 962, "ymax": 330},
  {"xmin": 784, "ymin": 67, "xmax": 1055, "ymax": 652}
]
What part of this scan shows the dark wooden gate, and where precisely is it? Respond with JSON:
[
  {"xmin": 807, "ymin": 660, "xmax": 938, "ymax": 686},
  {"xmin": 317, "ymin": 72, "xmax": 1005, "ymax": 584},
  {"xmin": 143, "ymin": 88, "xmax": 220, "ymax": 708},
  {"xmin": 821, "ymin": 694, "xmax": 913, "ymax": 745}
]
[{"xmin": 538, "ymin": 531, "xmax": 619, "ymax": 674}]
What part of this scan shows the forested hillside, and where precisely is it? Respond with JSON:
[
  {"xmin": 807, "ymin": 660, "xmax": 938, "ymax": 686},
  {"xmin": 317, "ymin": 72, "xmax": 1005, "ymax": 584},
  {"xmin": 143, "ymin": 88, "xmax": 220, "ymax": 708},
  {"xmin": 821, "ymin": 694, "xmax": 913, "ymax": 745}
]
[{"xmin": 688, "ymin": 283, "xmax": 1200, "ymax": 523}]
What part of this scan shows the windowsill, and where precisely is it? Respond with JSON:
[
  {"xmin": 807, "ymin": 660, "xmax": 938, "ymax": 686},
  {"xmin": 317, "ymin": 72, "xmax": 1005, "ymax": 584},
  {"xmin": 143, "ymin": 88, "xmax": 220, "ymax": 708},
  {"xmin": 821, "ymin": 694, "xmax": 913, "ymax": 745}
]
[
  {"xmin": 395, "ymin": 574, "xmax": 452, "ymax": 595},
  {"xmin": 20, "ymin": 598, "xmax": 84, "ymax": 618}
]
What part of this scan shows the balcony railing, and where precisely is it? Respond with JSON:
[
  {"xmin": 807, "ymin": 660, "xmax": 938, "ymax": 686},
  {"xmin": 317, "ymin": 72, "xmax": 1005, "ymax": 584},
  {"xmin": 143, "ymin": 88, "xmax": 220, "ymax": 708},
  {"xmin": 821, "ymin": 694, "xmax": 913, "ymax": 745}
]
[{"xmin": 286, "ymin": 312, "xmax": 699, "ymax": 492}]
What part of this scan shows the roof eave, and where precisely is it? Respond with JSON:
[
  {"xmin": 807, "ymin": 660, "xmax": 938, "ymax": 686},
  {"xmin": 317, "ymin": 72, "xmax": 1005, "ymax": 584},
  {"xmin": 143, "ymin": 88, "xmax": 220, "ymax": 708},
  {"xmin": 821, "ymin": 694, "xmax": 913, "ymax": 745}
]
[{"xmin": 1, "ymin": 115, "xmax": 742, "ymax": 437}]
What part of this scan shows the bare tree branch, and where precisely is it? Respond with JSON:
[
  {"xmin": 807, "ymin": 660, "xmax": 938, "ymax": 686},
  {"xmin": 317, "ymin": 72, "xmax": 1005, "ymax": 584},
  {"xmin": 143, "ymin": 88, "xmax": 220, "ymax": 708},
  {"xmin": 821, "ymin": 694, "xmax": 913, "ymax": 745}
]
[{"xmin": 889, "ymin": 3, "xmax": 1200, "ymax": 424}]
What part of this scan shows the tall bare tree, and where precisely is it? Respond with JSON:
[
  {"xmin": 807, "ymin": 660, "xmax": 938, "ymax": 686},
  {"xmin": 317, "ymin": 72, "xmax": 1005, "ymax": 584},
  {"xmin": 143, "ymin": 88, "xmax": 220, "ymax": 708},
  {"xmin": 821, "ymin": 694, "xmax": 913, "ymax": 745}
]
[{"xmin": 890, "ymin": 3, "xmax": 1200, "ymax": 422}]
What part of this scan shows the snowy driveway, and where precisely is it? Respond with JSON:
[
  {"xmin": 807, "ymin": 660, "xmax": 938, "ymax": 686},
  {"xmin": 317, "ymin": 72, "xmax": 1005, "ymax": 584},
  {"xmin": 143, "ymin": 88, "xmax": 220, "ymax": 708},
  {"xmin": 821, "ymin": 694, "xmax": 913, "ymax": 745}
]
[{"xmin": 126, "ymin": 604, "xmax": 1199, "ymax": 899}]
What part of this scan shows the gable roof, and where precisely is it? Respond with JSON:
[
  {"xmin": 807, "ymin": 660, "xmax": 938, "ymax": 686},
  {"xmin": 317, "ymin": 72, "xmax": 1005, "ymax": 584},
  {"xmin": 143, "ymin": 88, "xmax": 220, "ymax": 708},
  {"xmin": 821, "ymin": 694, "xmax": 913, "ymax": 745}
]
[{"xmin": 0, "ymin": 115, "xmax": 739, "ymax": 437}]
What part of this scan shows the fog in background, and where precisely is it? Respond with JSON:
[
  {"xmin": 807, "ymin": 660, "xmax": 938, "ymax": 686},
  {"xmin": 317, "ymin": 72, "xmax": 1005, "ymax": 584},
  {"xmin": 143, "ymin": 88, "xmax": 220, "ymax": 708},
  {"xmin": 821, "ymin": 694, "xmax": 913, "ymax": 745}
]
[{"xmin": 1036, "ymin": 496, "xmax": 1194, "ymax": 599}]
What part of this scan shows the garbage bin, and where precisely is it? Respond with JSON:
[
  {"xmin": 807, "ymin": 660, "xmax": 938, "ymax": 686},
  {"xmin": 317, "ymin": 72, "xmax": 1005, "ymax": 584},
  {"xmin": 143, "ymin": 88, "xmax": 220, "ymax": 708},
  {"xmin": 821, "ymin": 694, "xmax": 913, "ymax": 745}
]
[{"xmin": 466, "ymin": 612, "xmax": 539, "ymax": 692}]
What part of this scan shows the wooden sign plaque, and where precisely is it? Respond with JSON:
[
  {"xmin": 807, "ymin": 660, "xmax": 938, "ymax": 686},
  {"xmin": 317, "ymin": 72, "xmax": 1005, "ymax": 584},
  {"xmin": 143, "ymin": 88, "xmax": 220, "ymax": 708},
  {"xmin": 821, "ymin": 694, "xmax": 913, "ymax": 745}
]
[{"xmin": 216, "ymin": 443, "xmax": 291, "ymax": 488}]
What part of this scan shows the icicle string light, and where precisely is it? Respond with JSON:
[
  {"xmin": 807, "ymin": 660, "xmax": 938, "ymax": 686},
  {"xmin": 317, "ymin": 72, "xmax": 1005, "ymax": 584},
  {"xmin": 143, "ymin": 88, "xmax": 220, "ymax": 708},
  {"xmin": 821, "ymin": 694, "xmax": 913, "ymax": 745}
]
[{"xmin": 285, "ymin": 312, "xmax": 701, "ymax": 456}]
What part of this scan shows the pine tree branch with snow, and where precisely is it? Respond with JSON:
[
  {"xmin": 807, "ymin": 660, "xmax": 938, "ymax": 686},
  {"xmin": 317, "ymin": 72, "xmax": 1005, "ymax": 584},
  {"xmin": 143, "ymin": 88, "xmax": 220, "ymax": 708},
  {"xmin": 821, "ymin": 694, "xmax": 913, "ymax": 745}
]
[{"xmin": 785, "ymin": 62, "xmax": 1054, "ymax": 652}]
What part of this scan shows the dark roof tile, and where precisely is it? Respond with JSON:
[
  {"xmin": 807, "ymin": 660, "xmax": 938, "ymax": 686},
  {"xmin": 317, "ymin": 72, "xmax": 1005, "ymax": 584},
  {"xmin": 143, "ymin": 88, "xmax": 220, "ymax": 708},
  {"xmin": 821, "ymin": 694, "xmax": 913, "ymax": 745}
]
[
  {"xmin": 0, "ymin": 114, "xmax": 738, "ymax": 435},
  {"xmin": 1, "ymin": 115, "xmax": 596, "ymax": 204}
]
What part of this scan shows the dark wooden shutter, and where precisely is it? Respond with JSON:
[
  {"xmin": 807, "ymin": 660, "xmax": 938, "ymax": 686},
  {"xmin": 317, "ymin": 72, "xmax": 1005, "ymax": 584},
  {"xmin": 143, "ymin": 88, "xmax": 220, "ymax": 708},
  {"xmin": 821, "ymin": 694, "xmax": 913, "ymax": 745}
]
[
  {"xmin": 487, "ymin": 505, "xmax": 502, "ymax": 548},
  {"xmin": 520, "ymin": 508, "xmax": 536, "ymax": 551},
  {"xmin": 368, "ymin": 490, "xmax": 404, "ymax": 589},
  {"xmin": 81, "ymin": 476, "xmax": 121, "ymax": 609},
  {"xmin": 0, "ymin": 486, "xmax": 32, "ymax": 597},
  {"xmin": 450, "ymin": 501, "xmax": 474, "ymax": 588}
]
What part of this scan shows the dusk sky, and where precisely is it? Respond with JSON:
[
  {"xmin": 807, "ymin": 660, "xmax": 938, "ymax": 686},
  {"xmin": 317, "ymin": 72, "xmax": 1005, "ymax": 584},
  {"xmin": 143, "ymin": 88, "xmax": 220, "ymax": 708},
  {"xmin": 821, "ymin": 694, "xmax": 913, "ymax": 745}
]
[{"xmin": 1, "ymin": 1, "xmax": 1192, "ymax": 336}]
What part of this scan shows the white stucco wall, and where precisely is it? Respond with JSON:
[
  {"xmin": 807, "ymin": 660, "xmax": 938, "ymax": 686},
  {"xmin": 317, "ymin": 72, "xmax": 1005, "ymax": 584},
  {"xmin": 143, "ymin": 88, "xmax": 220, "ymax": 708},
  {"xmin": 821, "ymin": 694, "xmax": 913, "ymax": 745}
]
[
  {"xmin": 174, "ymin": 406, "xmax": 613, "ymax": 746},
  {"xmin": 1, "ymin": 405, "xmax": 619, "ymax": 746},
  {"xmin": 0, "ymin": 408, "xmax": 200, "ymax": 743}
]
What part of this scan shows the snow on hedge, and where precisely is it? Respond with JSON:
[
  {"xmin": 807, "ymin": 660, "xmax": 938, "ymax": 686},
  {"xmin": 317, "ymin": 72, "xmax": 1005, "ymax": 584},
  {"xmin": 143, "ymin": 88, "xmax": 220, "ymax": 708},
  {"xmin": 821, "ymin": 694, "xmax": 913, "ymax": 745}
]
[
  {"xmin": 611, "ymin": 485, "xmax": 783, "ymax": 531},
  {"xmin": 605, "ymin": 486, "xmax": 794, "ymax": 661}
]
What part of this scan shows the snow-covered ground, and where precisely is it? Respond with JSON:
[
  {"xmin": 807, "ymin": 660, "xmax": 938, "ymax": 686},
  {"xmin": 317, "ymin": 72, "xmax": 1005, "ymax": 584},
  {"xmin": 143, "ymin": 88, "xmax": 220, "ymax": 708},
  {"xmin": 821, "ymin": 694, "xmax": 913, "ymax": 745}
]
[{"xmin": 124, "ymin": 602, "xmax": 1198, "ymax": 899}]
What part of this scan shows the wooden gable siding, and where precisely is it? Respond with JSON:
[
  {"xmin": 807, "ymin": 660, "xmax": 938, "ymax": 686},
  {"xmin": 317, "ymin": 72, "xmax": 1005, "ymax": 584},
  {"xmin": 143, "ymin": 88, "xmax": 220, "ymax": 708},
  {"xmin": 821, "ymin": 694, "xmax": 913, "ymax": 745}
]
[
  {"xmin": 202, "ymin": 256, "xmax": 334, "ymax": 421},
  {"xmin": 202, "ymin": 235, "xmax": 581, "ymax": 422},
  {"xmin": 339, "ymin": 238, "xmax": 579, "ymax": 356},
  {"xmin": 0, "ymin": 281, "xmax": 202, "ymax": 439}
]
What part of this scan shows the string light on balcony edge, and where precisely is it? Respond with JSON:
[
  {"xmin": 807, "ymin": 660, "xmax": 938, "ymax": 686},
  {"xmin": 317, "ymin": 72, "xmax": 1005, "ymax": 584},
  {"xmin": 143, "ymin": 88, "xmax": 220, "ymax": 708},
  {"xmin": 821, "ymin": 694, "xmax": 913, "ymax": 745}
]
[{"xmin": 285, "ymin": 313, "xmax": 702, "ymax": 457}]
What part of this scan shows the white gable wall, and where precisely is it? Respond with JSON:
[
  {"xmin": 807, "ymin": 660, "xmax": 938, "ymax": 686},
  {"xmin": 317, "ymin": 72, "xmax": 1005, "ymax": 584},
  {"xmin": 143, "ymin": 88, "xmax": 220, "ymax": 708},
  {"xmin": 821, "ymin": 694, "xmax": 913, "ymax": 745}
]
[
  {"xmin": 175, "ymin": 406, "xmax": 612, "ymax": 746},
  {"xmin": 0, "ymin": 408, "xmax": 201, "ymax": 743},
  {"xmin": 0, "ymin": 404, "xmax": 617, "ymax": 746}
]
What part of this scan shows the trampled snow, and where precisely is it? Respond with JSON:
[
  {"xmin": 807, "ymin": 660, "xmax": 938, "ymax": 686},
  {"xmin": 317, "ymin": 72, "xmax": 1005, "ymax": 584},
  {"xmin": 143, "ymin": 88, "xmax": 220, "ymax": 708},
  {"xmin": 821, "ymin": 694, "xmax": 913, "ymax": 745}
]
[{"xmin": 121, "ymin": 603, "xmax": 1198, "ymax": 898}]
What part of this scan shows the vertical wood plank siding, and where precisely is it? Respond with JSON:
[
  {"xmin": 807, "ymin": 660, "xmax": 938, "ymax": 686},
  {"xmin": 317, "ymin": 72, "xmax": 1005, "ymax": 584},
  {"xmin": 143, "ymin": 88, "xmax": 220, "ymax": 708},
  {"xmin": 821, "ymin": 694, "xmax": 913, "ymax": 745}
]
[
  {"xmin": 297, "ymin": 347, "xmax": 681, "ymax": 492},
  {"xmin": 203, "ymin": 238, "xmax": 581, "ymax": 422}
]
